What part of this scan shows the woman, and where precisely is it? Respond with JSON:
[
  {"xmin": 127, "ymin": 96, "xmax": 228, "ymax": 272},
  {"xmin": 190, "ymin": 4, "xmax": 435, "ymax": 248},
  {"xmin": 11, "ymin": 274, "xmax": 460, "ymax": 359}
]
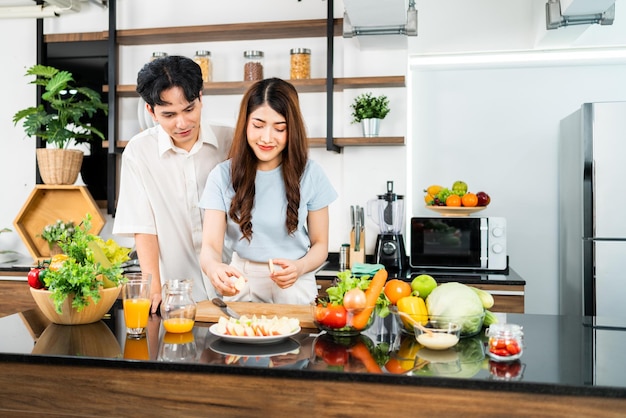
[{"xmin": 199, "ymin": 78, "xmax": 337, "ymax": 305}]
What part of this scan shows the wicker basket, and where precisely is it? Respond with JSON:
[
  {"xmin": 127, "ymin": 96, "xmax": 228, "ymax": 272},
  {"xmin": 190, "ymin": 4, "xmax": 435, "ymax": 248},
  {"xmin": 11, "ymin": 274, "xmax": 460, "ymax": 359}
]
[{"xmin": 36, "ymin": 148, "xmax": 83, "ymax": 185}]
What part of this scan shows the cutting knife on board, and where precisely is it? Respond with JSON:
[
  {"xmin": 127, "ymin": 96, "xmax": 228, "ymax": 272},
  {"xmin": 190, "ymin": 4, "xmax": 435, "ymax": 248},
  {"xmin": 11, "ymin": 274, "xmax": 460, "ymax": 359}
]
[{"xmin": 212, "ymin": 298, "xmax": 241, "ymax": 319}]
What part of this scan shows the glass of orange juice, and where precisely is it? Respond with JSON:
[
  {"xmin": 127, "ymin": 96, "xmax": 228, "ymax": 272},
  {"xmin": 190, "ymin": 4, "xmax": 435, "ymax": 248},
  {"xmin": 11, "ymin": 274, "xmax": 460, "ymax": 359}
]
[{"xmin": 123, "ymin": 273, "xmax": 152, "ymax": 339}]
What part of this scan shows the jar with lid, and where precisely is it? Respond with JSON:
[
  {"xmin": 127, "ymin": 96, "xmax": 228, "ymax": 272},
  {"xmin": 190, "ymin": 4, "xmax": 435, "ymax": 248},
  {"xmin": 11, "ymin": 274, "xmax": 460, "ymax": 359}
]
[
  {"xmin": 243, "ymin": 50, "xmax": 264, "ymax": 81},
  {"xmin": 150, "ymin": 51, "xmax": 168, "ymax": 62},
  {"xmin": 193, "ymin": 50, "xmax": 212, "ymax": 82},
  {"xmin": 160, "ymin": 279, "xmax": 197, "ymax": 334},
  {"xmin": 486, "ymin": 323, "xmax": 523, "ymax": 362},
  {"xmin": 290, "ymin": 48, "xmax": 311, "ymax": 80}
]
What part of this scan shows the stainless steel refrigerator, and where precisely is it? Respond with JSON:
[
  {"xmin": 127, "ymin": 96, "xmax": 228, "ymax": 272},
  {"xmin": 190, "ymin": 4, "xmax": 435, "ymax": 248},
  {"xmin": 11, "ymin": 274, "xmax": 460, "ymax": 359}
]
[{"xmin": 559, "ymin": 101, "xmax": 626, "ymax": 318}]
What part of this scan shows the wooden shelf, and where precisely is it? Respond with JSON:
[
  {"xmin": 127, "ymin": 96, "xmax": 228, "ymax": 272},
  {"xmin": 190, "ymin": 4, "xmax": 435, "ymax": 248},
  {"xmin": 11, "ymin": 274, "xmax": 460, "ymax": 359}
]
[
  {"xmin": 105, "ymin": 136, "xmax": 404, "ymax": 149},
  {"xmin": 104, "ymin": 76, "xmax": 405, "ymax": 97},
  {"xmin": 116, "ymin": 19, "xmax": 343, "ymax": 45},
  {"xmin": 44, "ymin": 19, "xmax": 342, "ymax": 45},
  {"xmin": 13, "ymin": 186, "xmax": 106, "ymax": 261}
]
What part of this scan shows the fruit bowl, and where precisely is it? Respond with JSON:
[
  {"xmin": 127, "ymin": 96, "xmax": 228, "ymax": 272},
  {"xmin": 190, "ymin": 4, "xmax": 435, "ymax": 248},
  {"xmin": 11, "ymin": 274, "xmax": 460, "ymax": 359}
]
[
  {"xmin": 425, "ymin": 206, "xmax": 486, "ymax": 217},
  {"xmin": 30, "ymin": 285, "xmax": 121, "ymax": 325},
  {"xmin": 311, "ymin": 302, "xmax": 377, "ymax": 337}
]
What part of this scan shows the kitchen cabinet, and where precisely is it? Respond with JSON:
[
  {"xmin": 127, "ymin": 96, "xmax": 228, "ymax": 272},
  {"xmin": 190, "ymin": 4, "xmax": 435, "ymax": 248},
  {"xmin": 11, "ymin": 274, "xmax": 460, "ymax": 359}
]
[
  {"xmin": 0, "ymin": 277, "xmax": 36, "ymax": 318},
  {"xmin": 42, "ymin": 4, "xmax": 406, "ymax": 213}
]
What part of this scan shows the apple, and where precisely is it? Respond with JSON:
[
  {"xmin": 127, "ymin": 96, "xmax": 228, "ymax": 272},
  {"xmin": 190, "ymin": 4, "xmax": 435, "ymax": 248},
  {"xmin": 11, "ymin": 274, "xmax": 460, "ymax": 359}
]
[
  {"xmin": 411, "ymin": 274, "xmax": 438, "ymax": 299},
  {"xmin": 476, "ymin": 191, "xmax": 491, "ymax": 206},
  {"xmin": 452, "ymin": 180, "xmax": 468, "ymax": 193}
]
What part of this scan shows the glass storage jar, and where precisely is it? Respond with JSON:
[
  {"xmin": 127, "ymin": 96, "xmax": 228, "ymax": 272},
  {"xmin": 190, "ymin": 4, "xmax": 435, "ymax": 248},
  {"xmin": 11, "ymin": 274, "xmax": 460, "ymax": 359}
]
[
  {"xmin": 150, "ymin": 51, "xmax": 168, "ymax": 62},
  {"xmin": 486, "ymin": 323, "xmax": 523, "ymax": 362},
  {"xmin": 193, "ymin": 50, "xmax": 212, "ymax": 82},
  {"xmin": 243, "ymin": 50, "xmax": 264, "ymax": 81},
  {"xmin": 160, "ymin": 279, "xmax": 197, "ymax": 334},
  {"xmin": 290, "ymin": 48, "xmax": 311, "ymax": 79}
]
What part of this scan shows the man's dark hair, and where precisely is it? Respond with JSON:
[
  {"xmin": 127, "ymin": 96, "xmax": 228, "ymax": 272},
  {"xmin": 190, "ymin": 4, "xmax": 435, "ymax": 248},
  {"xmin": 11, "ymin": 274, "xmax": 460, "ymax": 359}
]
[{"xmin": 136, "ymin": 55, "xmax": 203, "ymax": 108}]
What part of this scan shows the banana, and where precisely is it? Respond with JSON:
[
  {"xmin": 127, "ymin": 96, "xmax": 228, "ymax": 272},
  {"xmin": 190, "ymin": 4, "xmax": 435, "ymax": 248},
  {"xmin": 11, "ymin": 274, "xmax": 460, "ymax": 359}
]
[{"xmin": 425, "ymin": 184, "xmax": 442, "ymax": 196}]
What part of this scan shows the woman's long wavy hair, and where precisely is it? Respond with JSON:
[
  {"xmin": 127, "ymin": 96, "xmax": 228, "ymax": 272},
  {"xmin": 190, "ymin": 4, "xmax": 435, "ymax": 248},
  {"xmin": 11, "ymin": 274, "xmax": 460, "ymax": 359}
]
[{"xmin": 228, "ymin": 78, "xmax": 309, "ymax": 242}]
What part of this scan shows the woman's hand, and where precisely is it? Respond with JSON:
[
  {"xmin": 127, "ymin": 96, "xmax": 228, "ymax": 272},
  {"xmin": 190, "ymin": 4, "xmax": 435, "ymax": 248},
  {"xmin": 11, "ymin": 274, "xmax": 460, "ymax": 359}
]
[
  {"xmin": 269, "ymin": 258, "xmax": 300, "ymax": 289},
  {"xmin": 209, "ymin": 264, "xmax": 245, "ymax": 296}
]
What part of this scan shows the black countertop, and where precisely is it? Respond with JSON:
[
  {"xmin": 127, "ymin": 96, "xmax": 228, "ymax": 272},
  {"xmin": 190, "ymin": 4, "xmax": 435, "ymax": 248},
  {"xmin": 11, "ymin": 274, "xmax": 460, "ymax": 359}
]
[{"xmin": 0, "ymin": 302, "xmax": 622, "ymax": 399}]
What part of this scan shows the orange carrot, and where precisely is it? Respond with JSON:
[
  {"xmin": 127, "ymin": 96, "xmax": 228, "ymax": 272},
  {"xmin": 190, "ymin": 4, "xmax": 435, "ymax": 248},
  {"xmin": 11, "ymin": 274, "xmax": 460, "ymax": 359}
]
[
  {"xmin": 350, "ymin": 341, "xmax": 382, "ymax": 374},
  {"xmin": 351, "ymin": 269, "xmax": 387, "ymax": 330}
]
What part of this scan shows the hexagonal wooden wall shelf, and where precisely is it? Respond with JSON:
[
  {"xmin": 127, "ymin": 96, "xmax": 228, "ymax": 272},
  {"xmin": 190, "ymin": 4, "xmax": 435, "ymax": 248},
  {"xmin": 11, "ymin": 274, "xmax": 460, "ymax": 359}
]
[{"xmin": 13, "ymin": 185, "xmax": 106, "ymax": 262}]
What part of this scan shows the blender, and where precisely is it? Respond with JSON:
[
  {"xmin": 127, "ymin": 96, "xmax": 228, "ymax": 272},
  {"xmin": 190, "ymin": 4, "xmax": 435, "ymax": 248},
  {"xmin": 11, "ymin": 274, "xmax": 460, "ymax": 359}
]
[{"xmin": 367, "ymin": 181, "xmax": 407, "ymax": 273}]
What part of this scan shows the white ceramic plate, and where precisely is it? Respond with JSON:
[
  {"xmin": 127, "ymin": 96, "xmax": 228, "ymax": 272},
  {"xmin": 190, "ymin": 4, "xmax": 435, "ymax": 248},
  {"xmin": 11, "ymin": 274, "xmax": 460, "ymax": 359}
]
[
  {"xmin": 209, "ymin": 338, "xmax": 300, "ymax": 357},
  {"xmin": 208, "ymin": 323, "xmax": 301, "ymax": 345},
  {"xmin": 425, "ymin": 206, "xmax": 486, "ymax": 217}
]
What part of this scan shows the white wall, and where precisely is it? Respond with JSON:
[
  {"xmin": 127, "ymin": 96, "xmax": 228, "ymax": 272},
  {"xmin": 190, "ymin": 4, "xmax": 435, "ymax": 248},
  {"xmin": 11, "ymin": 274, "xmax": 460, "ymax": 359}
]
[{"xmin": 1, "ymin": 0, "xmax": 625, "ymax": 314}]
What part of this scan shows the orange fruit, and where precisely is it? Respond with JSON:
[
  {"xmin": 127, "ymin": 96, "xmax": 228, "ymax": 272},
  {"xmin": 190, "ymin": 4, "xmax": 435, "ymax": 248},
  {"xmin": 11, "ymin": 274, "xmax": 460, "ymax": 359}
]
[
  {"xmin": 461, "ymin": 192, "xmax": 478, "ymax": 207},
  {"xmin": 445, "ymin": 195, "xmax": 462, "ymax": 207},
  {"xmin": 384, "ymin": 279, "xmax": 412, "ymax": 304}
]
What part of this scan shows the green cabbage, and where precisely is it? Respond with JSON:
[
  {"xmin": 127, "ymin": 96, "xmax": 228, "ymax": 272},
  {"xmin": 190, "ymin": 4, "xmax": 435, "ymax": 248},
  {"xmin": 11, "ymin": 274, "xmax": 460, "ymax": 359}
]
[{"xmin": 426, "ymin": 282, "xmax": 485, "ymax": 336}]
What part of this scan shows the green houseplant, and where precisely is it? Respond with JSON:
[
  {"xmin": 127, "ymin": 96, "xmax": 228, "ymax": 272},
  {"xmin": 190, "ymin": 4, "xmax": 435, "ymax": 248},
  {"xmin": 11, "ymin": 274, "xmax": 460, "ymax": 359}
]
[
  {"xmin": 12, "ymin": 64, "xmax": 108, "ymax": 185},
  {"xmin": 350, "ymin": 92, "xmax": 390, "ymax": 137}
]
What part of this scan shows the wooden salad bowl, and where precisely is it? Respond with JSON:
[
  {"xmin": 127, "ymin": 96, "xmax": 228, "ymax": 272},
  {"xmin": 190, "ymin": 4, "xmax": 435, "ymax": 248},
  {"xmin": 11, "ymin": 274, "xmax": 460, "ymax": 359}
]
[{"xmin": 30, "ymin": 285, "xmax": 121, "ymax": 325}]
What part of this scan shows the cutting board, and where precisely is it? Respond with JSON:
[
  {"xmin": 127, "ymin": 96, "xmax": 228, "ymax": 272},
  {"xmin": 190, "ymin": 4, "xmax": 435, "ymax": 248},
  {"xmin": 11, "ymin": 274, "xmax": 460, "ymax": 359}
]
[{"xmin": 195, "ymin": 301, "xmax": 316, "ymax": 328}]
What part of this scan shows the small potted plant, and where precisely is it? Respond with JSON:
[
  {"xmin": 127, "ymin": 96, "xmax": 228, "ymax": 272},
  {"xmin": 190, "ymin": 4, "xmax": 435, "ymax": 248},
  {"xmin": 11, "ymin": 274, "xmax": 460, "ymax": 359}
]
[
  {"xmin": 350, "ymin": 92, "xmax": 391, "ymax": 137},
  {"xmin": 12, "ymin": 65, "xmax": 108, "ymax": 185},
  {"xmin": 39, "ymin": 220, "xmax": 76, "ymax": 256}
]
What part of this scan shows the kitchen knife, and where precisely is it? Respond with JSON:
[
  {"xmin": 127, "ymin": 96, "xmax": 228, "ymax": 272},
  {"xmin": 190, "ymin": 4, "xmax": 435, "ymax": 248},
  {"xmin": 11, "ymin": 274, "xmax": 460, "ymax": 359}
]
[
  {"xmin": 355, "ymin": 205, "xmax": 361, "ymax": 251},
  {"xmin": 212, "ymin": 298, "xmax": 241, "ymax": 319}
]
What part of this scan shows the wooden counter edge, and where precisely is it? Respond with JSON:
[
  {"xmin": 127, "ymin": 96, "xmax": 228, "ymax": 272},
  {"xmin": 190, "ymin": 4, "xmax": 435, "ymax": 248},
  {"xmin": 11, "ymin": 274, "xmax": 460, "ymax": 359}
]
[{"xmin": 0, "ymin": 362, "xmax": 623, "ymax": 417}]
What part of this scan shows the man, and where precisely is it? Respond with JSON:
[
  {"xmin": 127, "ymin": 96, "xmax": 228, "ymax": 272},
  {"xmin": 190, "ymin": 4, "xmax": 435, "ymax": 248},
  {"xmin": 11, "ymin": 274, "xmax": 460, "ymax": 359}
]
[{"xmin": 113, "ymin": 55, "xmax": 233, "ymax": 312}]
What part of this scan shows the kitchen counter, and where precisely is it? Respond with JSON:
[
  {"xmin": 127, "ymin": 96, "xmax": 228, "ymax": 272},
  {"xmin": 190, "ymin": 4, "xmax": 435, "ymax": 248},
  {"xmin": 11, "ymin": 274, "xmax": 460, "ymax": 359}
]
[{"xmin": 0, "ymin": 303, "xmax": 624, "ymax": 417}]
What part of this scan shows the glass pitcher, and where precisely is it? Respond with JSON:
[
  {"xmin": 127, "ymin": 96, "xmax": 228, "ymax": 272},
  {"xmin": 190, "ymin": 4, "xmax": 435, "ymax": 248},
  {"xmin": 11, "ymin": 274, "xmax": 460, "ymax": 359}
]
[{"xmin": 160, "ymin": 279, "xmax": 197, "ymax": 334}]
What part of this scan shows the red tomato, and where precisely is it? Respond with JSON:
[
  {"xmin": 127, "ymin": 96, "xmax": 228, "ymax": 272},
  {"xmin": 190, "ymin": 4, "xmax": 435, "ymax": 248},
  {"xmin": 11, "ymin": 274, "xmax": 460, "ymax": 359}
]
[
  {"xmin": 316, "ymin": 303, "xmax": 347, "ymax": 328},
  {"xmin": 506, "ymin": 341, "xmax": 521, "ymax": 355},
  {"xmin": 343, "ymin": 288, "xmax": 367, "ymax": 312},
  {"xmin": 384, "ymin": 279, "xmax": 412, "ymax": 304}
]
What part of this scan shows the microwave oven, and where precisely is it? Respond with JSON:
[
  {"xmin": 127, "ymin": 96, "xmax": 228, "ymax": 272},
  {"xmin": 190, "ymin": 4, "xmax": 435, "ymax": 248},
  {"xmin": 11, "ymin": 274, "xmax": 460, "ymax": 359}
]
[{"xmin": 409, "ymin": 216, "xmax": 507, "ymax": 271}]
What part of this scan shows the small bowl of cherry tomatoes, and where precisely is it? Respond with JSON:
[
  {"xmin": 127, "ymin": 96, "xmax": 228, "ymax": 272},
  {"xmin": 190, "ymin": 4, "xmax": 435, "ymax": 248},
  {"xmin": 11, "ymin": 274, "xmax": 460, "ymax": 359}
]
[{"xmin": 311, "ymin": 299, "xmax": 377, "ymax": 337}]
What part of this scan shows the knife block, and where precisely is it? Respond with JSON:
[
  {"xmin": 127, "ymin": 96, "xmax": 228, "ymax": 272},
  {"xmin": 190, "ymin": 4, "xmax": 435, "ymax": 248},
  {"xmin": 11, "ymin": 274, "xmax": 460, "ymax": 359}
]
[{"xmin": 349, "ymin": 228, "xmax": 365, "ymax": 268}]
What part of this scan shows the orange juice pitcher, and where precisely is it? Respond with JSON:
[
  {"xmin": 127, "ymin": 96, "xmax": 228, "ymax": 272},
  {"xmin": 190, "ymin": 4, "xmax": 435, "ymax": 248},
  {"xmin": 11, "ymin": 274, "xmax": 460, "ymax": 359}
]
[{"xmin": 160, "ymin": 279, "xmax": 197, "ymax": 333}]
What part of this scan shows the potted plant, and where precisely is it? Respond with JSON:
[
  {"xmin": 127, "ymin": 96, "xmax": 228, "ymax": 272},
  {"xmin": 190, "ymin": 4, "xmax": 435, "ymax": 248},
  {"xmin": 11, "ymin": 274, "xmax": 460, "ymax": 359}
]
[
  {"xmin": 39, "ymin": 219, "xmax": 76, "ymax": 256},
  {"xmin": 350, "ymin": 92, "xmax": 391, "ymax": 137},
  {"xmin": 12, "ymin": 65, "xmax": 108, "ymax": 185}
]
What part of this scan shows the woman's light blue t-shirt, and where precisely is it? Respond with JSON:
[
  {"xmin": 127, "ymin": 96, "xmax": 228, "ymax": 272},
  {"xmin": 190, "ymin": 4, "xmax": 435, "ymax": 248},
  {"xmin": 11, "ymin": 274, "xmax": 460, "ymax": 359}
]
[{"xmin": 200, "ymin": 159, "xmax": 337, "ymax": 262}]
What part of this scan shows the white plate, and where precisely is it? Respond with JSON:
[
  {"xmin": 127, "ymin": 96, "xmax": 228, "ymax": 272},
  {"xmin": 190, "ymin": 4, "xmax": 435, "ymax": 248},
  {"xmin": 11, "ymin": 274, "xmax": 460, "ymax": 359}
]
[
  {"xmin": 208, "ymin": 323, "xmax": 301, "ymax": 344},
  {"xmin": 425, "ymin": 205, "xmax": 486, "ymax": 217},
  {"xmin": 209, "ymin": 338, "xmax": 300, "ymax": 357}
]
